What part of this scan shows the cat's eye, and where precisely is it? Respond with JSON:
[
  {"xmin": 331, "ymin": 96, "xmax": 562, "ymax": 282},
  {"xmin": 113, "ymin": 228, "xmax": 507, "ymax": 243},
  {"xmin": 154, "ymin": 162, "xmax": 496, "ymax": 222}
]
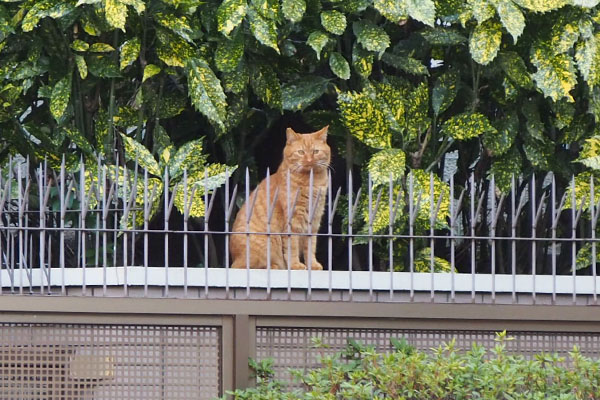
[
  {"xmin": 298, "ymin": 150, "xmax": 305, "ymax": 155},
  {"xmin": 313, "ymin": 150, "xmax": 319, "ymax": 155}
]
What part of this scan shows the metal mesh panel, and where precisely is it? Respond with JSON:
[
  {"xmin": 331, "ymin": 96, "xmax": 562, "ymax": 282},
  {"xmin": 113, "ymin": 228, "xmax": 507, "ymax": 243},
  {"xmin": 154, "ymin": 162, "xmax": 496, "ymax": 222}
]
[
  {"xmin": 0, "ymin": 323, "xmax": 220, "ymax": 400},
  {"xmin": 256, "ymin": 327, "xmax": 600, "ymax": 387}
]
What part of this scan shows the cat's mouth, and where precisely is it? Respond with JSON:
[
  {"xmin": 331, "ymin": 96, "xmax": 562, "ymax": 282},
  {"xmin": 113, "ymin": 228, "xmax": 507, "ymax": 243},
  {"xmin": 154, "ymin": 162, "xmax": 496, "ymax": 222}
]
[{"xmin": 295, "ymin": 162, "xmax": 329, "ymax": 174}]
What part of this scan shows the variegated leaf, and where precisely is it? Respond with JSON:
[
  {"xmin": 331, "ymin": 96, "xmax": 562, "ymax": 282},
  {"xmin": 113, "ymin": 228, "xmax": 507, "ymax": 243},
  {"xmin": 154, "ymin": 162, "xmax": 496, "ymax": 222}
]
[
  {"xmin": 168, "ymin": 138, "xmax": 207, "ymax": 179},
  {"xmin": 531, "ymin": 45, "xmax": 577, "ymax": 102},
  {"xmin": 251, "ymin": 0, "xmax": 279, "ymax": 19},
  {"xmin": 512, "ymin": 0, "xmax": 568, "ymax": 12},
  {"xmin": 414, "ymin": 248, "xmax": 453, "ymax": 273},
  {"xmin": 496, "ymin": 0, "xmax": 525, "ymax": 43},
  {"xmin": 89, "ymin": 42, "xmax": 115, "ymax": 52},
  {"xmin": 497, "ymin": 51, "xmax": 533, "ymax": 88},
  {"xmin": 247, "ymin": 5, "xmax": 279, "ymax": 53},
  {"xmin": 250, "ymin": 63, "xmax": 281, "ymax": 109},
  {"xmin": 63, "ymin": 126, "xmax": 94, "ymax": 155},
  {"xmin": 22, "ymin": 0, "xmax": 76, "ymax": 32},
  {"xmin": 186, "ymin": 58, "xmax": 228, "ymax": 130},
  {"xmin": 282, "ymin": 0, "xmax": 305, "ymax": 22},
  {"xmin": 373, "ymin": 0, "xmax": 407, "ymax": 24},
  {"xmin": 104, "ymin": 0, "xmax": 127, "ymax": 31},
  {"xmin": 368, "ymin": 149, "xmax": 406, "ymax": 186},
  {"xmin": 223, "ymin": 64, "xmax": 249, "ymax": 94},
  {"xmin": 142, "ymin": 64, "xmax": 161, "ymax": 82},
  {"xmin": 469, "ymin": 20, "xmax": 502, "ymax": 65},
  {"xmin": 156, "ymin": 29, "xmax": 194, "ymax": 67},
  {"xmin": 282, "ymin": 76, "xmax": 328, "ymax": 111},
  {"xmin": 353, "ymin": 20, "xmax": 390, "ymax": 57},
  {"xmin": 381, "ymin": 53, "xmax": 429, "ymax": 76},
  {"xmin": 75, "ymin": 55, "xmax": 88, "ymax": 79},
  {"xmin": 88, "ymin": 55, "xmax": 122, "ymax": 78},
  {"xmin": 120, "ymin": 133, "xmax": 161, "ymax": 176},
  {"xmin": 321, "ymin": 10, "xmax": 346, "ymax": 35},
  {"xmin": 215, "ymin": 32, "xmax": 244, "ymax": 73},
  {"xmin": 338, "ymin": 89, "xmax": 391, "ymax": 149},
  {"xmin": 488, "ymin": 148, "xmax": 521, "ymax": 193},
  {"xmin": 404, "ymin": 82, "xmax": 430, "ymax": 141},
  {"xmin": 154, "ymin": 11, "xmax": 194, "ymax": 43},
  {"xmin": 217, "ymin": 0, "xmax": 247, "ymax": 36},
  {"xmin": 50, "ymin": 74, "xmax": 72, "ymax": 121},
  {"xmin": 71, "ymin": 39, "xmax": 90, "ymax": 52},
  {"xmin": 442, "ymin": 112, "xmax": 496, "ymax": 140},
  {"xmin": 352, "ymin": 43, "xmax": 373, "ymax": 77},
  {"xmin": 420, "ymin": 28, "xmax": 467, "ymax": 45},
  {"xmin": 564, "ymin": 172, "xmax": 600, "ymax": 211},
  {"xmin": 576, "ymin": 136, "xmax": 600, "ymax": 170},
  {"xmin": 329, "ymin": 52, "xmax": 350, "ymax": 80},
  {"xmin": 483, "ymin": 113, "xmax": 517, "ymax": 156},
  {"xmin": 405, "ymin": 0, "xmax": 436, "ymax": 27},
  {"xmin": 432, "ymin": 70, "xmax": 458, "ymax": 116},
  {"xmin": 119, "ymin": 38, "xmax": 140, "ymax": 70},
  {"xmin": 468, "ymin": 0, "xmax": 495, "ymax": 24},
  {"xmin": 307, "ymin": 31, "xmax": 329, "ymax": 60}
]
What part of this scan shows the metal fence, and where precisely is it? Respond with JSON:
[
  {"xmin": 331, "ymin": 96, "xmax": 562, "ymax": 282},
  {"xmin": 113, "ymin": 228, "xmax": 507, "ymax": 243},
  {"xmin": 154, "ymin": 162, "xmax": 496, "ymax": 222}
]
[{"xmin": 0, "ymin": 157, "xmax": 599, "ymax": 304}]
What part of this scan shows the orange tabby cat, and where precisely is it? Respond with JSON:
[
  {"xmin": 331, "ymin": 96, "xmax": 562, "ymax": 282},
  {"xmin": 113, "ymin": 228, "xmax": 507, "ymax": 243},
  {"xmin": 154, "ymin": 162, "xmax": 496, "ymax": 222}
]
[{"xmin": 230, "ymin": 126, "xmax": 330, "ymax": 270}]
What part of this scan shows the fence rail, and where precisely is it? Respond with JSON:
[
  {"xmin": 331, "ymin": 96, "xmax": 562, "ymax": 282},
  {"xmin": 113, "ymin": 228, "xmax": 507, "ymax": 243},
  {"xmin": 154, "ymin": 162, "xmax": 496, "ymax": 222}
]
[{"xmin": 1, "ymin": 157, "xmax": 599, "ymax": 303}]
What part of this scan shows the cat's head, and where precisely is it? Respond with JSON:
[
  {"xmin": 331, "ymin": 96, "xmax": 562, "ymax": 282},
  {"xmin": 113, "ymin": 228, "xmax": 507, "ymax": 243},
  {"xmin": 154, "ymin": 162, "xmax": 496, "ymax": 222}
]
[{"xmin": 283, "ymin": 126, "xmax": 330, "ymax": 174}]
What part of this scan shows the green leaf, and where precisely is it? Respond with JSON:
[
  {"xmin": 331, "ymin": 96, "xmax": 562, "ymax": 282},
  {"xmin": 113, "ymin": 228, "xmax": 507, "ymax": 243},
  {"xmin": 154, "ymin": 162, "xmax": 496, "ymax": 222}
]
[
  {"xmin": 217, "ymin": 0, "xmax": 247, "ymax": 36},
  {"xmin": 565, "ymin": 172, "xmax": 600, "ymax": 211},
  {"xmin": 551, "ymin": 99, "xmax": 575, "ymax": 130},
  {"xmin": 550, "ymin": 17, "xmax": 580, "ymax": 53},
  {"xmin": 321, "ymin": 10, "xmax": 346, "ymax": 35},
  {"xmin": 154, "ymin": 11, "xmax": 194, "ymax": 43},
  {"xmin": 381, "ymin": 53, "xmax": 429, "ymax": 76},
  {"xmin": 119, "ymin": 38, "xmax": 140, "ymax": 70},
  {"xmin": 282, "ymin": 0, "xmax": 305, "ymax": 22},
  {"xmin": 282, "ymin": 76, "xmax": 329, "ymax": 111},
  {"xmin": 75, "ymin": 55, "xmax": 88, "ymax": 79},
  {"xmin": 432, "ymin": 70, "xmax": 458, "ymax": 116},
  {"xmin": 496, "ymin": 0, "xmax": 525, "ymax": 43},
  {"xmin": 307, "ymin": 31, "xmax": 329, "ymax": 60},
  {"xmin": 572, "ymin": 0, "xmax": 600, "ymax": 6},
  {"xmin": 414, "ymin": 248, "xmax": 453, "ymax": 272},
  {"xmin": 420, "ymin": 28, "xmax": 467, "ymax": 45},
  {"xmin": 374, "ymin": 82, "xmax": 405, "ymax": 130},
  {"xmin": 338, "ymin": 89, "xmax": 391, "ymax": 149},
  {"xmin": 575, "ymin": 34, "xmax": 599, "ymax": 85},
  {"xmin": 104, "ymin": 0, "xmax": 128, "ymax": 31},
  {"xmin": 373, "ymin": 0, "xmax": 407, "ymax": 23},
  {"xmin": 368, "ymin": 149, "xmax": 406, "ymax": 186},
  {"xmin": 329, "ymin": 52, "xmax": 350, "ymax": 80},
  {"xmin": 50, "ymin": 74, "xmax": 72, "ymax": 121},
  {"xmin": 250, "ymin": 63, "xmax": 281, "ymax": 109},
  {"xmin": 156, "ymin": 29, "xmax": 194, "ymax": 67},
  {"xmin": 531, "ymin": 44, "xmax": 577, "ymax": 102},
  {"xmin": 120, "ymin": 133, "xmax": 161, "ymax": 176},
  {"xmin": 22, "ymin": 0, "xmax": 76, "ymax": 32},
  {"xmin": 63, "ymin": 126, "xmax": 94, "ymax": 155},
  {"xmin": 489, "ymin": 147, "xmax": 521, "ymax": 193},
  {"xmin": 89, "ymin": 42, "xmax": 115, "ymax": 52},
  {"xmin": 251, "ymin": 0, "xmax": 279, "ymax": 19},
  {"xmin": 404, "ymin": 82, "xmax": 430, "ymax": 141},
  {"xmin": 186, "ymin": 58, "xmax": 228, "ymax": 130},
  {"xmin": 215, "ymin": 32, "xmax": 244, "ymax": 73},
  {"xmin": 223, "ymin": 64, "xmax": 249, "ymax": 93},
  {"xmin": 483, "ymin": 113, "xmax": 517, "ymax": 156},
  {"xmin": 523, "ymin": 137, "xmax": 552, "ymax": 169},
  {"xmin": 87, "ymin": 55, "xmax": 122, "ymax": 78},
  {"xmin": 442, "ymin": 112, "xmax": 496, "ymax": 140},
  {"xmin": 247, "ymin": 5, "xmax": 279, "ymax": 53},
  {"xmin": 71, "ymin": 39, "xmax": 90, "ymax": 52},
  {"xmin": 405, "ymin": 0, "xmax": 436, "ymax": 27},
  {"xmin": 142, "ymin": 64, "xmax": 161, "ymax": 82},
  {"xmin": 497, "ymin": 51, "xmax": 533, "ymax": 89},
  {"xmin": 576, "ymin": 136, "xmax": 600, "ymax": 169},
  {"xmin": 168, "ymin": 138, "xmax": 207, "ymax": 179},
  {"xmin": 512, "ymin": 0, "xmax": 568, "ymax": 12},
  {"xmin": 469, "ymin": 0, "xmax": 495, "ymax": 24},
  {"xmin": 469, "ymin": 20, "xmax": 502, "ymax": 65},
  {"xmin": 353, "ymin": 20, "xmax": 390, "ymax": 57}
]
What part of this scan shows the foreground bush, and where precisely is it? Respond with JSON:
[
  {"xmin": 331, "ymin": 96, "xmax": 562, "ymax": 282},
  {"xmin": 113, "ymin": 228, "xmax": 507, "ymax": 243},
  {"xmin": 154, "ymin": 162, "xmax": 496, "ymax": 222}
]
[{"xmin": 224, "ymin": 332, "xmax": 600, "ymax": 400}]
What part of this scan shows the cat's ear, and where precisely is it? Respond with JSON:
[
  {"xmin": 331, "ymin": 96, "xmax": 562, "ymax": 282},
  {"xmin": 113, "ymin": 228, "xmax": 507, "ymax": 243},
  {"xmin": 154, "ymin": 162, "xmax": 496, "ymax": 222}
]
[
  {"xmin": 286, "ymin": 127, "xmax": 301, "ymax": 143},
  {"xmin": 314, "ymin": 125, "xmax": 329, "ymax": 142}
]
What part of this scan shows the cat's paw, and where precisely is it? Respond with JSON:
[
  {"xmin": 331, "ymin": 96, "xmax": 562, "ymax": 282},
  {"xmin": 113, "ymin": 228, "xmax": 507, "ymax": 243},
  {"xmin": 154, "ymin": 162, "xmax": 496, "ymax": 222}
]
[
  {"xmin": 291, "ymin": 262, "xmax": 307, "ymax": 270},
  {"xmin": 308, "ymin": 260, "xmax": 323, "ymax": 270}
]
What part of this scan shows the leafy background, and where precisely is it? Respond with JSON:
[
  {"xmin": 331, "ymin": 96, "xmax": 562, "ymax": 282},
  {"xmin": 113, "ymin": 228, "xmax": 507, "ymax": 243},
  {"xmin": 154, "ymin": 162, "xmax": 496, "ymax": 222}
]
[{"xmin": 2, "ymin": 0, "xmax": 600, "ymax": 272}]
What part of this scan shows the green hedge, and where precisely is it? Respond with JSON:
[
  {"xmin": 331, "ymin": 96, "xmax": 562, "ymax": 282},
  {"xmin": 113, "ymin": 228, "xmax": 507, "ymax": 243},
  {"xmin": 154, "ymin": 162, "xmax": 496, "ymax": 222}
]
[{"xmin": 224, "ymin": 332, "xmax": 600, "ymax": 400}]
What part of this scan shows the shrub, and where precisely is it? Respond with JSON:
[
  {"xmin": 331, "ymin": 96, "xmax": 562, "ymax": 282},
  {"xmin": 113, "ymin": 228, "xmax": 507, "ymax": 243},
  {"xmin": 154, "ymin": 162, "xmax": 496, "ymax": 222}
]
[{"xmin": 223, "ymin": 332, "xmax": 600, "ymax": 400}]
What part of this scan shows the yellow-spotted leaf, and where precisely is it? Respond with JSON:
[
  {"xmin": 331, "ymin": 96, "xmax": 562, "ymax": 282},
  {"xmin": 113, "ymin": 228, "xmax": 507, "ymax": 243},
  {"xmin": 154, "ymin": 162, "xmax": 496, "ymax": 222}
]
[
  {"xmin": 575, "ymin": 33, "xmax": 600, "ymax": 87},
  {"xmin": 104, "ymin": 0, "xmax": 127, "ymax": 31},
  {"xmin": 483, "ymin": 113, "xmax": 517, "ymax": 156},
  {"xmin": 488, "ymin": 147, "xmax": 521, "ymax": 193},
  {"xmin": 75, "ymin": 55, "xmax": 88, "ymax": 79},
  {"xmin": 353, "ymin": 20, "xmax": 390, "ymax": 57},
  {"xmin": 338, "ymin": 89, "xmax": 391, "ymax": 149},
  {"xmin": 223, "ymin": 64, "xmax": 249, "ymax": 94},
  {"xmin": 406, "ymin": 0, "xmax": 436, "ymax": 27},
  {"xmin": 497, "ymin": 51, "xmax": 533, "ymax": 89},
  {"xmin": 321, "ymin": 10, "xmax": 346, "ymax": 35},
  {"xmin": 496, "ymin": 0, "xmax": 525, "ymax": 43},
  {"xmin": 71, "ymin": 39, "xmax": 90, "ymax": 52},
  {"xmin": 414, "ymin": 248, "xmax": 453, "ymax": 272},
  {"xmin": 154, "ymin": 11, "xmax": 194, "ymax": 43},
  {"xmin": 215, "ymin": 32, "xmax": 244, "ymax": 73},
  {"xmin": 89, "ymin": 42, "xmax": 115, "ymax": 52},
  {"xmin": 120, "ymin": 133, "xmax": 161, "ymax": 176},
  {"xmin": 250, "ymin": 63, "xmax": 281, "ymax": 109},
  {"xmin": 282, "ymin": 0, "xmax": 305, "ymax": 22},
  {"xmin": 565, "ymin": 172, "xmax": 600, "ymax": 211},
  {"xmin": 352, "ymin": 42, "xmax": 374, "ymax": 77},
  {"xmin": 22, "ymin": 0, "xmax": 76, "ymax": 32},
  {"xmin": 442, "ymin": 112, "xmax": 496, "ymax": 140},
  {"xmin": 217, "ymin": 0, "xmax": 247, "ymax": 36},
  {"xmin": 381, "ymin": 53, "xmax": 429, "ymax": 76},
  {"xmin": 329, "ymin": 52, "xmax": 350, "ymax": 80},
  {"xmin": 373, "ymin": 0, "xmax": 407, "ymax": 23},
  {"xmin": 420, "ymin": 28, "xmax": 467, "ymax": 45},
  {"xmin": 119, "ymin": 38, "xmax": 140, "ymax": 70},
  {"xmin": 432, "ymin": 70, "xmax": 458, "ymax": 116},
  {"xmin": 512, "ymin": 0, "xmax": 568, "ymax": 12},
  {"xmin": 247, "ymin": 5, "xmax": 279, "ymax": 53},
  {"xmin": 404, "ymin": 82, "xmax": 430, "ymax": 141},
  {"xmin": 469, "ymin": 20, "xmax": 502, "ymax": 65},
  {"xmin": 63, "ymin": 126, "xmax": 94, "ymax": 155},
  {"xmin": 142, "ymin": 64, "xmax": 161, "ymax": 82},
  {"xmin": 307, "ymin": 31, "xmax": 329, "ymax": 60},
  {"xmin": 168, "ymin": 138, "xmax": 207, "ymax": 179},
  {"xmin": 368, "ymin": 149, "xmax": 406, "ymax": 186},
  {"xmin": 186, "ymin": 58, "xmax": 228, "ymax": 130},
  {"xmin": 50, "ymin": 74, "xmax": 72, "ymax": 121},
  {"xmin": 156, "ymin": 29, "xmax": 194, "ymax": 67},
  {"xmin": 468, "ymin": 0, "xmax": 495, "ymax": 24},
  {"xmin": 531, "ymin": 44, "xmax": 577, "ymax": 102},
  {"xmin": 576, "ymin": 136, "xmax": 600, "ymax": 170},
  {"xmin": 282, "ymin": 76, "xmax": 328, "ymax": 111}
]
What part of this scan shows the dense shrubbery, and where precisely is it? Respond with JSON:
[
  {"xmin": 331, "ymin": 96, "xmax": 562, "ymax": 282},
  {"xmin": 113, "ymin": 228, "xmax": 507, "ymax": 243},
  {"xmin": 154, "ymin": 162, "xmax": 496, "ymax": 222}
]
[{"xmin": 224, "ymin": 332, "xmax": 600, "ymax": 399}]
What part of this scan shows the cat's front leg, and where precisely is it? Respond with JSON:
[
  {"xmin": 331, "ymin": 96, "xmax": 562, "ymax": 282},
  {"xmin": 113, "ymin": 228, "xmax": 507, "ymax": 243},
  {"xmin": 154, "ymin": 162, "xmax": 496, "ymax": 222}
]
[
  {"xmin": 283, "ymin": 234, "xmax": 306, "ymax": 270},
  {"xmin": 301, "ymin": 235, "xmax": 323, "ymax": 270}
]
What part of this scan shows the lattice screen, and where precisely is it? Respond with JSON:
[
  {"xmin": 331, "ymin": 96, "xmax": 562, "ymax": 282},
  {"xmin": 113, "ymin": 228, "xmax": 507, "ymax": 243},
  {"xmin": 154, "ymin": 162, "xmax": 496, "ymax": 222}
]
[
  {"xmin": 256, "ymin": 327, "xmax": 600, "ymax": 386},
  {"xmin": 0, "ymin": 323, "xmax": 221, "ymax": 400}
]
